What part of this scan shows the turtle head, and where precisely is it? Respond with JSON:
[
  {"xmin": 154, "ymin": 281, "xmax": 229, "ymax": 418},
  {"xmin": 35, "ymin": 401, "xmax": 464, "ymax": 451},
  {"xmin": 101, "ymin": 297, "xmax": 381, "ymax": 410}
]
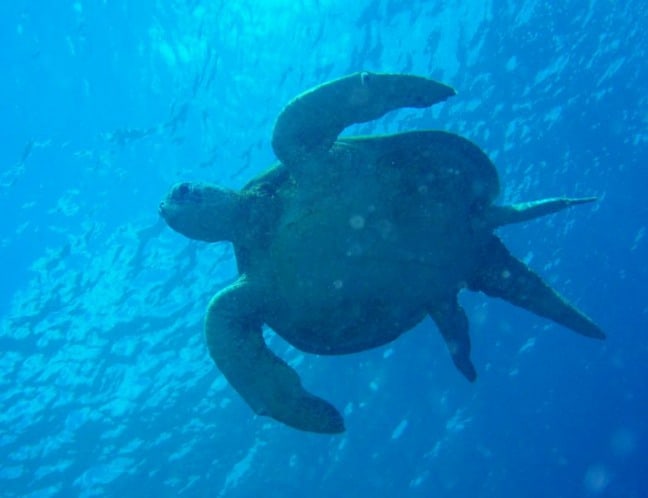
[{"xmin": 159, "ymin": 182, "xmax": 243, "ymax": 242}]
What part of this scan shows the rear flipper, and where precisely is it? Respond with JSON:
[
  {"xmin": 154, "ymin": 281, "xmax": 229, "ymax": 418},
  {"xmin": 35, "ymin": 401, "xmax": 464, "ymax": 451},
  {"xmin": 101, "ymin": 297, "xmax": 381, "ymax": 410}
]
[
  {"xmin": 484, "ymin": 197, "xmax": 598, "ymax": 229},
  {"xmin": 429, "ymin": 297, "xmax": 477, "ymax": 382},
  {"xmin": 469, "ymin": 236, "xmax": 605, "ymax": 339},
  {"xmin": 206, "ymin": 278, "xmax": 345, "ymax": 434}
]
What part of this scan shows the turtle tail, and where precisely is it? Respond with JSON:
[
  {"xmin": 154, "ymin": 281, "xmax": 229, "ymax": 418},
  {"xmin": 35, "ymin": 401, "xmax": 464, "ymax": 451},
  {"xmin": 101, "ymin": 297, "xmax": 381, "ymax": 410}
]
[
  {"xmin": 483, "ymin": 197, "xmax": 597, "ymax": 229},
  {"xmin": 468, "ymin": 236, "xmax": 605, "ymax": 339}
]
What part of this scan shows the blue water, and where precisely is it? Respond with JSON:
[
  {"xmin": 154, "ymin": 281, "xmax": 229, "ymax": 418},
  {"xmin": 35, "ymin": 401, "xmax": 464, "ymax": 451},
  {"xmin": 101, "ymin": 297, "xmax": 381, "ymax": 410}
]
[{"xmin": 1, "ymin": 1, "xmax": 646, "ymax": 497}]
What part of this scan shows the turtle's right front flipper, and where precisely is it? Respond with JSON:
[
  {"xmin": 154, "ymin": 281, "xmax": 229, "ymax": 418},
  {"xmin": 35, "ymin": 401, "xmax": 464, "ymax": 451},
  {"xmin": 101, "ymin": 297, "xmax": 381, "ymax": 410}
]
[
  {"xmin": 205, "ymin": 277, "xmax": 345, "ymax": 434},
  {"xmin": 272, "ymin": 72, "xmax": 455, "ymax": 166}
]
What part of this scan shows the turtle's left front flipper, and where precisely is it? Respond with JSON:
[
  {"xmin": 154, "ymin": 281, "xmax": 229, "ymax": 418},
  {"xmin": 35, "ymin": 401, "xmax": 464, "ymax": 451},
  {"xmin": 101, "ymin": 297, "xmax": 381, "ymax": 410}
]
[
  {"xmin": 469, "ymin": 236, "xmax": 605, "ymax": 339},
  {"xmin": 205, "ymin": 278, "xmax": 345, "ymax": 434},
  {"xmin": 272, "ymin": 72, "xmax": 455, "ymax": 166}
]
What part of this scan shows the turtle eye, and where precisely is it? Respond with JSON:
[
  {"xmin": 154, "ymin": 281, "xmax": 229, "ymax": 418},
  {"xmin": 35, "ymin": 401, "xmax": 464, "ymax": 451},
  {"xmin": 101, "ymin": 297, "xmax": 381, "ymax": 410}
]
[
  {"xmin": 173, "ymin": 183, "xmax": 204, "ymax": 204},
  {"xmin": 174, "ymin": 183, "xmax": 191, "ymax": 201}
]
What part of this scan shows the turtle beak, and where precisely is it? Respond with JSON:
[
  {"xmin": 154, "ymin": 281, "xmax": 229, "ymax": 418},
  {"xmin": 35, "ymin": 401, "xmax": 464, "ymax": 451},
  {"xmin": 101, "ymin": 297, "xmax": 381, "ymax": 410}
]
[{"xmin": 159, "ymin": 199, "xmax": 175, "ymax": 223}]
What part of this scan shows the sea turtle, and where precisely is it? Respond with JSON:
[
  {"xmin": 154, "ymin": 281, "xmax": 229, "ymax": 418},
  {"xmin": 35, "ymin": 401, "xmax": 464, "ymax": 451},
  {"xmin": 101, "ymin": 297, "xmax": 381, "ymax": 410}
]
[{"xmin": 159, "ymin": 72, "xmax": 604, "ymax": 434}]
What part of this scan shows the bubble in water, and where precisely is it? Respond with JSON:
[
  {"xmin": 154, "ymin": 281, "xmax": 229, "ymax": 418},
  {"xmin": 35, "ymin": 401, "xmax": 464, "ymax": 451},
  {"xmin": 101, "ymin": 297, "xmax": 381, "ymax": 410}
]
[
  {"xmin": 610, "ymin": 428, "xmax": 637, "ymax": 457},
  {"xmin": 349, "ymin": 215, "xmax": 365, "ymax": 229},
  {"xmin": 583, "ymin": 464, "xmax": 610, "ymax": 494}
]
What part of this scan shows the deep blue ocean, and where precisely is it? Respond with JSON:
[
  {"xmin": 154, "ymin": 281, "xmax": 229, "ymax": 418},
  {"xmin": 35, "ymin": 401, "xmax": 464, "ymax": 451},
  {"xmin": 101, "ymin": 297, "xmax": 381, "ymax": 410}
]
[{"xmin": 1, "ymin": 1, "xmax": 646, "ymax": 497}]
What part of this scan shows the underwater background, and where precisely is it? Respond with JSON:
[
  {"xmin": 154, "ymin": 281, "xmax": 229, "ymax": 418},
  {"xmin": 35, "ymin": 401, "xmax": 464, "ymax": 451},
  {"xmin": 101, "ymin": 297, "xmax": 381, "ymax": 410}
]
[{"xmin": 1, "ymin": 1, "xmax": 646, "ymax": 497}]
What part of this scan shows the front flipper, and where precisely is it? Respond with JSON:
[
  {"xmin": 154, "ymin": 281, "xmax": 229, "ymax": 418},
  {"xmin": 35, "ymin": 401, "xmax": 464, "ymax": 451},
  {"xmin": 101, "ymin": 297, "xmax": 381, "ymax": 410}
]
[
  {"xmin": 271, "ymin": 72, "xmax": 455, "ymax": 166},
  {"xmin": 469, "ymin": 237, "xmax": 605, "ymax": 339},
  {"xmin": 429, "ymin": 296, "xmax": 477, "ymax": 382},
  {"xmin": 205, "ymin": 277, "xmax": 345, "ymax": 434}
]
